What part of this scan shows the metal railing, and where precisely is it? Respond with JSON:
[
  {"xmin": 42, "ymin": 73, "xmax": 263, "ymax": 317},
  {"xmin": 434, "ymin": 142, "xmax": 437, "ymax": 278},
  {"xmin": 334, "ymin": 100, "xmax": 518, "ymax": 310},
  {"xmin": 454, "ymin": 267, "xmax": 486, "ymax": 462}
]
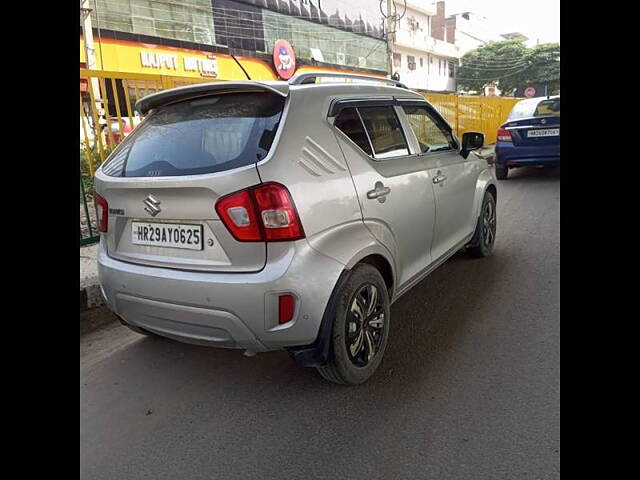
[{"xmin": 79, "ymin": 69, "xmax": 521, "ymax": 245}]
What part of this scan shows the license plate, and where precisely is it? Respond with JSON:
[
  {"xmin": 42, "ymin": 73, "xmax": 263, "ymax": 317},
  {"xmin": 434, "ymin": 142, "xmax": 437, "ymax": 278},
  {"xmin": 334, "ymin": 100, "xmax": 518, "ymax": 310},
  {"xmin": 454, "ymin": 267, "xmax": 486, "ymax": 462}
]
[
  {"xmin": 528, "ymin": 128, "xmax": 559, "ymax": 137},
  {"xmin": 131, "ymin": 222, "xmax": 203, "ymax": 250}
]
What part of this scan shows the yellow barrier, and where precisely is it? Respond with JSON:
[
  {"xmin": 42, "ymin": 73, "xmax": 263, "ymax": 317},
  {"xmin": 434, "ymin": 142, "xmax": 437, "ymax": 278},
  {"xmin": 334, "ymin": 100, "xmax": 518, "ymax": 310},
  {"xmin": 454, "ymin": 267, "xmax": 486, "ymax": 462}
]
[
  {"xmin": 80, "ymin": 69, "xmax": 521, "ymax": 171},
  {"xmin": 422, "ymin": 92, "xmax": 521, "ymax": 145}
]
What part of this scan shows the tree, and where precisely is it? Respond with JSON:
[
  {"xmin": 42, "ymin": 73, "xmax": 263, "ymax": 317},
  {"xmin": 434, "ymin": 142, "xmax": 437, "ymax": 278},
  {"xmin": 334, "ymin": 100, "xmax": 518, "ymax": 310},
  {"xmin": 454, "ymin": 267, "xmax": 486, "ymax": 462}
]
[{"xmin": 457, "ymin": 40, "xmax": 560, "ymax": 95}]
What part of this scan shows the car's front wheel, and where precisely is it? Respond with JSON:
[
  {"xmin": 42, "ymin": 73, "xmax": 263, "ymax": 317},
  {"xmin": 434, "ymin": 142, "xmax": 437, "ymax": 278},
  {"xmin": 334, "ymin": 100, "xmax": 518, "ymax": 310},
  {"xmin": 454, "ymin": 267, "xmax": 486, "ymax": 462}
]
[
  {"xmin": 467, "ymin": 191, "xmax": 497, "ymax": 258},
  {"xmin": 317, "ymin": 264, "xmax": 390, "ymax": 385}
]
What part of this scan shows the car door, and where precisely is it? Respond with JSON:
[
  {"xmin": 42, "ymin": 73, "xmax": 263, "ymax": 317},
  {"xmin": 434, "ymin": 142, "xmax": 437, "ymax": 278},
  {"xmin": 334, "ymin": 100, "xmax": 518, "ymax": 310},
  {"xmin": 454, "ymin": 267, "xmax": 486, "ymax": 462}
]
[
  {"xmin": 332, "ymin": 104, "xmax": 436, "ymax": 288},
  {"xmin": 399, "ymin": 101, "xmax": 479, "ymax": 262}
]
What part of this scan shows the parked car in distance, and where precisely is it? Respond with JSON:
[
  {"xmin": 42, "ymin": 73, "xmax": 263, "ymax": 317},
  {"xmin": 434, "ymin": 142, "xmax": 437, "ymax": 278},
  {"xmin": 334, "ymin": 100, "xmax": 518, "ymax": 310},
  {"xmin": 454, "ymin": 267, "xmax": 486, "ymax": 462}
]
[
  {"xmin": 94, "ymin": 73, "xmax": 497, "ymax": 385},
  {"xmin": 495, "ymin": 96, "xmax": 560, "ymax": 179}
]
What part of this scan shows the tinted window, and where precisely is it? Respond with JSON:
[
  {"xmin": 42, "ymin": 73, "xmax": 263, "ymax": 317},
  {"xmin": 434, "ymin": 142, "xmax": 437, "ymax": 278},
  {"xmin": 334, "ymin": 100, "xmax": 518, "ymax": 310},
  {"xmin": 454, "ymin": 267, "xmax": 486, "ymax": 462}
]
[
  {"xmin": 534, "ymin": 98, "xmax": 560, "ymax": 117},
  {"xmin": 101, "ymin": 92, "xmax": 285, "ymax": 177},
  {"xmin": 403, "ymin": 105, "xmax": 456, "ymax": 153},
  {"xmin": 334, "ymin": 108, "xmax": 372, "ymax": 156},
  {"xmin": 358, "ymin": 106, "xmax": 409, "ymax": 159},
  {"xmin": 507, "ymin": 100, "xmax": 537, "ymax": 120}
]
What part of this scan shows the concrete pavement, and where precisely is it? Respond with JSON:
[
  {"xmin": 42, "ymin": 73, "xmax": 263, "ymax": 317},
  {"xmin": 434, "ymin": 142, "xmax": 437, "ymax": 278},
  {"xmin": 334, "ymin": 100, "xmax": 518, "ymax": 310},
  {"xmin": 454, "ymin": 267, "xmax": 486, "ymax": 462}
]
[{"xmin": 80, "ymin": 165, "xmax": 559, "ymax": 479}]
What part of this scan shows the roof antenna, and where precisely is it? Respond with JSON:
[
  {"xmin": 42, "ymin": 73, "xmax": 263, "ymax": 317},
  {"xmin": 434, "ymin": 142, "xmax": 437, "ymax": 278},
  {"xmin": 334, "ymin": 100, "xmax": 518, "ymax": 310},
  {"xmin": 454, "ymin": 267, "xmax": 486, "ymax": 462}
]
[{"xmin": 230, "ymin": 54, "xmax": 251, "ymax": 80}]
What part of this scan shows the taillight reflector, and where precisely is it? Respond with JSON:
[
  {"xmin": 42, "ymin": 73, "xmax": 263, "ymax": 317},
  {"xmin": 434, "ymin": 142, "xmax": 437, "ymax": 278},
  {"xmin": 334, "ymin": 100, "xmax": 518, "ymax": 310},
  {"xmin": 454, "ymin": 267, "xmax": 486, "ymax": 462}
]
[
  {"xmin": 278, "ymin": 294, "xmax": 296, "ymax": 324},
  {"xmin": 215, "ymin": 182, "xmax": 305, "ymax": 242},
  {"xmin": 497, "ymin": 127, "xmax": 512, "ymax": 142},
  {"xmin": 94, "ymin": 192, "xmax": 109, "ymax": 233}
]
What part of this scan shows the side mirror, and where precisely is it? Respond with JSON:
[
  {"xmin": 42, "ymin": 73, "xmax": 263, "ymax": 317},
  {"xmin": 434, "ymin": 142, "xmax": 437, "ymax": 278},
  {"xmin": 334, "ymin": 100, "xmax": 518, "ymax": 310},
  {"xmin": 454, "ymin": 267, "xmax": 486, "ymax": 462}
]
[{"xmin": 461, "ymin": 132, "xmax": 484, "ymax": 158}]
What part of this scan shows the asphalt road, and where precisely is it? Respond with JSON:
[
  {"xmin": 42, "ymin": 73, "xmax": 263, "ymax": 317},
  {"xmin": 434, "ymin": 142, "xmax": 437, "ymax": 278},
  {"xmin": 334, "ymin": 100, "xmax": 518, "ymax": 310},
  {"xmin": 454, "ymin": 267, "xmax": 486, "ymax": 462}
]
[{"xmin": 80, "ymin": 166, "xmax": 560, "ymax": 480}]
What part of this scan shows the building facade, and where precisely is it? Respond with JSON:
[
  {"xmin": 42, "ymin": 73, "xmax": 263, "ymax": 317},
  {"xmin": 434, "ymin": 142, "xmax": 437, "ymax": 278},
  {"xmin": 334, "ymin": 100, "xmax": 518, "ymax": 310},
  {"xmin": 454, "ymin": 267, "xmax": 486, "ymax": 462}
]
[
  {"xmin": 81, "ymin": 0, "xmax": 389, "ymax": 81},
  {"xmin": 391, "ymin": 1, "xmax": 460, "ymax": 92}
]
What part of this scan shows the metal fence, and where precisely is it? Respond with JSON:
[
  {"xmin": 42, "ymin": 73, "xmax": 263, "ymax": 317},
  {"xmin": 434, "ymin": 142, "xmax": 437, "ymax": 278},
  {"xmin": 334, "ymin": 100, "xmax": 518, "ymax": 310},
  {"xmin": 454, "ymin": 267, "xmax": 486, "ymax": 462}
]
[
  {"xmin": 79, "ymin": 69, "xmax": 521, "ymax": 246},
  {"xmin": 420, "ymin": 92, "xmax": 521, "ymax": 144}
]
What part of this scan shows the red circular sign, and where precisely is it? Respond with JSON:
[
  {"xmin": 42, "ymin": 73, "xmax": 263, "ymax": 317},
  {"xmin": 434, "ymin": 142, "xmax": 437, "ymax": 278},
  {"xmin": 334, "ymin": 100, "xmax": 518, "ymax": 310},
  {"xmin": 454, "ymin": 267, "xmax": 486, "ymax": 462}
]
[
  {"xmin": 273, "ymin": 40, "xmax": 296, "ymax": 80},
  {"xmin": 524, "ymin": 87, "xmax": 536, "ymax": 98}
]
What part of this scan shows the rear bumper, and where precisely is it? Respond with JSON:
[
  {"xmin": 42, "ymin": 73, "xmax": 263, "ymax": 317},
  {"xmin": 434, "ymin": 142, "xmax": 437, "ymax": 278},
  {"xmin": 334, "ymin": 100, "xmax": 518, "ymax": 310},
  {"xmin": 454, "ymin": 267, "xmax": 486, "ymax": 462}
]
[
  {"xmin": 495, "ymin": 142, "xmax": 560, "ymax": 167},
  {"xmin": 97, "ymin": 239, "xmax": 345, "ymax": 352}
]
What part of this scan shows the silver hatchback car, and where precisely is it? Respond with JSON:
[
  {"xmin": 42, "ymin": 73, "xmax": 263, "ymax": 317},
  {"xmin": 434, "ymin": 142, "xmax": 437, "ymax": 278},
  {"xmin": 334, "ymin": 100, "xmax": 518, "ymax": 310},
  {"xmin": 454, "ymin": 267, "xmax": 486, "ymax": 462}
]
[{"xmin": 95, "ymin": 73, "xmax": 497, "ymax": 385}]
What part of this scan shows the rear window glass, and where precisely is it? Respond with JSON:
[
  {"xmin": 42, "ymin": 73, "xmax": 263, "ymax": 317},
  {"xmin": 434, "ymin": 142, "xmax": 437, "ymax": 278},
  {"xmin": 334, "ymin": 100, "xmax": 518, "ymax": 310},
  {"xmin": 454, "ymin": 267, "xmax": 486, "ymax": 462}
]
[
  {"xmin": 534, "ymin": 98, "xmax": 560, "ymax": 117},
  {"xmin": 507, "ymin": 97, "xmax": 560, "ymax": 121},
  {"xmin": 101, "ymin": 92, "xmax": 285, "ymax": 177},
  {"xmin": 358, "ymin": 106, "xmax": 409, "ymax": 159},
  {"xmin": 334, "ymin": 108, "xmax": 373, "ymax": 156}
]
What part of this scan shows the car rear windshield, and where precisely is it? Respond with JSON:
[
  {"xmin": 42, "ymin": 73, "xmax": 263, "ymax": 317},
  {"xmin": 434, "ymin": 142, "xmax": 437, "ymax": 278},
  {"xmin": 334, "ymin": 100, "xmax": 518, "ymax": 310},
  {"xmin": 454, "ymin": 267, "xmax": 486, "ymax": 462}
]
[
  {"xmin": 507, "ymin": 97, "xmax": 560, "ymax": 121},
  {"xmin": 101, "ymin": 92, "xmax": 285, "ymax": 177}
]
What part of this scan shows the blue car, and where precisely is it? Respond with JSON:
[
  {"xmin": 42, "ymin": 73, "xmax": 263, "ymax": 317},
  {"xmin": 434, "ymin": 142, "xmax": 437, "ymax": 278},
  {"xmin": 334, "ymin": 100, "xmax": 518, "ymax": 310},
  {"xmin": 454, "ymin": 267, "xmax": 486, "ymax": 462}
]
[{"xmin": 494, "ymin": 96, "xmax": 560, "ymax": 179}]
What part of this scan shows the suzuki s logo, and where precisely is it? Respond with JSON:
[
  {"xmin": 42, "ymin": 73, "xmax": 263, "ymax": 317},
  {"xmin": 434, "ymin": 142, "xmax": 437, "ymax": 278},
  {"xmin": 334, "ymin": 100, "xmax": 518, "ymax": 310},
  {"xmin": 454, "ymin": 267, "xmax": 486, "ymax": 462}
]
[
  {"xmin": 540, "ymin": 118, "xmax": 547, "ymax": 124},
  {"xmin": 143, "ymin": 194, "xmax": 161, "ymax": 217}
]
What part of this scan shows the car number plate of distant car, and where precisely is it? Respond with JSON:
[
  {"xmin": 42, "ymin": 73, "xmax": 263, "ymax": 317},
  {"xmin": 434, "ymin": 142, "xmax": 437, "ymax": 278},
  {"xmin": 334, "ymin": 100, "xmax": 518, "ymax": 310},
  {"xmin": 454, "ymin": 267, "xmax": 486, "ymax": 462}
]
[
  {"xmin": 528, "ymin": 128, "xmax": 559, "ymax": 137},
  {"xmin": 131, "ymin": 222, "xmax": 203, "ymax": 250}
]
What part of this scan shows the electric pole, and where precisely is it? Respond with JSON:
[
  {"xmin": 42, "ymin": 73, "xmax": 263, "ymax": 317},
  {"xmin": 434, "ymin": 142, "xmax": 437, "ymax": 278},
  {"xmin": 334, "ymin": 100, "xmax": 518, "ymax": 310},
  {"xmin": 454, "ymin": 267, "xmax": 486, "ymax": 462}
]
[{"xmin": 386, "ymin": 0, "xmax": 395, "ymax": 78}]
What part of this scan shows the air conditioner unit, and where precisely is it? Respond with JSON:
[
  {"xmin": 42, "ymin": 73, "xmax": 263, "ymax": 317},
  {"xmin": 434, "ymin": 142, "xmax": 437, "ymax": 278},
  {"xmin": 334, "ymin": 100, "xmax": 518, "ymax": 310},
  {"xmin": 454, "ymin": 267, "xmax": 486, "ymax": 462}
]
[
  {"xmin": 336, "ymin": 52, "xmax": 346, "ymax": 65},
  {"xmin": 408, "ymin": 62, "xmax": 417, "ymax": 70}
]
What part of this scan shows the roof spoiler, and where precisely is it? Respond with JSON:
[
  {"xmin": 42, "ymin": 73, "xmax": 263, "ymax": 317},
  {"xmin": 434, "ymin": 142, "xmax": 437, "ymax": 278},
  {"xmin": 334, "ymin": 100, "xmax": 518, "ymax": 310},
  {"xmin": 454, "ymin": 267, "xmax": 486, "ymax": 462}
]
[{"xmin": 135, "ymin": 81, "xmax": 289, "ymax": 115}]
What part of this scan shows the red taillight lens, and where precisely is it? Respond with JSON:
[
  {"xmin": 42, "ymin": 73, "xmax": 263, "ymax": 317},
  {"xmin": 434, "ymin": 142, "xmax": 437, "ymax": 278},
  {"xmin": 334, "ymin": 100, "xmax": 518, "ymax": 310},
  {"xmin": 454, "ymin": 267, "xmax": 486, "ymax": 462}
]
[
  {"xmin": 278, "ymin": 294, "xmax": 296, "ymax": 324},
  {"xmin": 253, "ymin": 183, "xmax": 305, "ymax": 242},
  {"xmin": 215, "ymin": 182, "xmax": 305, "ymax": 242},
  {"xmin": 94, "ymin": 192, "xmax": 109, "ymax": 233},
  {"xmin": 215, "ymin": 189, "xmax": 263, "ymax": 242},
  {"xmin": 497, "ymin": 127, "xmax": 512, "ymax": 142}
]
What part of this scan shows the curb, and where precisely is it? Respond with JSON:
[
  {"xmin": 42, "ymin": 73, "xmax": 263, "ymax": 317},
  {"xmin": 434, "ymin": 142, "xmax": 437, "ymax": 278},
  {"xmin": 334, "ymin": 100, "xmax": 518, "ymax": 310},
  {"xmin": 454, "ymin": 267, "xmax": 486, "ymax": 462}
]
[{"xmin": 80, "ymin": 279, "xmax": 104, "ymax": 312}]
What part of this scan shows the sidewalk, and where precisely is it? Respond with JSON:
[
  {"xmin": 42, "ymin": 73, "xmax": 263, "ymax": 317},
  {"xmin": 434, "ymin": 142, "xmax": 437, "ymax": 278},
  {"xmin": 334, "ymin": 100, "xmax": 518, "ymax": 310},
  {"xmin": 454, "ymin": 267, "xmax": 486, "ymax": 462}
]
[{"xmin": 80, "ymin": 243, "xmax": 102, "ymax": 311}]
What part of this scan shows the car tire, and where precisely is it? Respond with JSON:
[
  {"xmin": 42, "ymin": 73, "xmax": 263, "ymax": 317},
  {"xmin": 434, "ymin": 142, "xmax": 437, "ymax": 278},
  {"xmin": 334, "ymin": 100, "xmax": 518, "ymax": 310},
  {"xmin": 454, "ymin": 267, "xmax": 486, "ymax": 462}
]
[
  {"xmin": 317, "ymin": 264, "xmax": 391, "ymax": 385},
  {"xmin": 467, "ymin": 190, "xmax": 497, "ymax": 258},
  {"xmin": 495, "ymin": 165, "xmax": 508, "ymax": 180}
]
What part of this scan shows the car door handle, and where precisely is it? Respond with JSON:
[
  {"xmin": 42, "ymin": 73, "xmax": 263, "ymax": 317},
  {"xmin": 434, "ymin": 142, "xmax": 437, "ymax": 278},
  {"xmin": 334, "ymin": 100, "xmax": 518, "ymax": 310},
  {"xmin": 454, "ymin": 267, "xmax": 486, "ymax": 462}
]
[
  {"xmin": 367, "ymin": 182, "xmax": 391, "ymax": 201},
  {"xmin": 432, "ymin": 172, "xmax": 447, "ymax": 184}
]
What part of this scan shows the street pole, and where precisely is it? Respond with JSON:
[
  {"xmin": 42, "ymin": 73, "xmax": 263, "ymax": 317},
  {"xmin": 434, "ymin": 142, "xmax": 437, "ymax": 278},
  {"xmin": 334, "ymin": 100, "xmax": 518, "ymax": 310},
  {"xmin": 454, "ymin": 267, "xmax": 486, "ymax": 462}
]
[{"xmin": 386, "ymin": 0, "xmax": 394, "ymax": 78}]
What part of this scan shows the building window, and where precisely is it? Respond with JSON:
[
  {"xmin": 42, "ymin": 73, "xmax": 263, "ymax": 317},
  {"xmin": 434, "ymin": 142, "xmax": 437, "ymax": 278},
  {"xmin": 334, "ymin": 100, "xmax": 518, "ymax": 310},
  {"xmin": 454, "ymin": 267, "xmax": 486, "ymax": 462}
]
[
  {"xmin": 438, "ymin": 59, "xmax": 441, "ymax": 75},
  {"xmin": 407, "ymin": 55, "xmax": 416, "ymax": 70},
  {"xmin": 448, "ymin": 61, "xmax": 455, "ymax": 78},
  {"xmin": 90, "ymin": 0, "xmax": 217, "ymax": 46},
  {"xmin": 393, "ymin": 53, "xmax": 402, "ymax": 69},
  {"xmin": 420, "ymin": 57, "xmax": 423, "ymax": 67}
]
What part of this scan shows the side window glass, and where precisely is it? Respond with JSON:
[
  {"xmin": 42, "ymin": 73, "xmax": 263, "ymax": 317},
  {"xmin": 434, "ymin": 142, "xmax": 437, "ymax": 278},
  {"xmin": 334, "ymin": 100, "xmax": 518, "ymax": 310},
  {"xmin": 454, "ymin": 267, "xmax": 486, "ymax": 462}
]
[
  {"xmin": 334, "ymin": 107, "xmax": 373, "ymax": 156},
  {"xmin": 357, "ymin": 106, "xmax": 409, "ymax": 159},
  {"xmin": 402, "ymin": 105, "xmax": 456, "ymax": 153}
]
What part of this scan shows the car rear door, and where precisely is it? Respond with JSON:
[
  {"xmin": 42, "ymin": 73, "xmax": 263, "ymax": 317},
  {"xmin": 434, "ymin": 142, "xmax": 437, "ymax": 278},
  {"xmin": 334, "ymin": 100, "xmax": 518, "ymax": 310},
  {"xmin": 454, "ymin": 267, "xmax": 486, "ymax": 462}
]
[
  {"xmin": 94, "ymin": 90, "xmax": 286, "ymax": 273},
  {"xmin": 332, "ymin": 103, "xmax": 436, "ymax": 288}
]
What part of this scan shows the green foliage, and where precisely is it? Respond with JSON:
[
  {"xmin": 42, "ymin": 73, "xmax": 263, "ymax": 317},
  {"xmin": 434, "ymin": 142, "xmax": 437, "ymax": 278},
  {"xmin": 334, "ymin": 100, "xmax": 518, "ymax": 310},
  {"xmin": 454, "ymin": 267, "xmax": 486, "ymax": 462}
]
[
  {"xmin": 80, "ymin": 145, "xmax": 113, "ymax": 199},
  {"xmin": 457, "ymin": 40, "xmax": 560, "ymax": 95}
]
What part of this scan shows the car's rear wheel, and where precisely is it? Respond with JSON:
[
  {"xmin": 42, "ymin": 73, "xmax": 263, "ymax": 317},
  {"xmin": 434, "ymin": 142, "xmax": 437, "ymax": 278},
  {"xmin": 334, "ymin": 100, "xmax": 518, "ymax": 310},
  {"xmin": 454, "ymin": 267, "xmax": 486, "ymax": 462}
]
[
  {"xmin": 467, "ymin": 191, "xmax": 497, "ymax": 258},
  {"xmin": 495, "ymin": 165, "xmax": 508, "ymax": 180},
  {"xmin": 317, "ymin": 264, "xmax": 390, "ymax": 385}
]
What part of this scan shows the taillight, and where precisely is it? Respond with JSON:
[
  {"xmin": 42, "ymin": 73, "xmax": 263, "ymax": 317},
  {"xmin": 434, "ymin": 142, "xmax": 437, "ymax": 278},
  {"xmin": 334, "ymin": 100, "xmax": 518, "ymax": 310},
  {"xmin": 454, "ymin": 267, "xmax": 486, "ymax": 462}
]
[
  {"xmin": 497, "ymin": 127, "xmax": 512, "ymax": 142},
  {"xmin": 215, "ymin": 182, "xmax": 305, "ymax": 242},
  {"xmin": 94, "ymin": 192, "xmax": 109, "ymax": 233}
]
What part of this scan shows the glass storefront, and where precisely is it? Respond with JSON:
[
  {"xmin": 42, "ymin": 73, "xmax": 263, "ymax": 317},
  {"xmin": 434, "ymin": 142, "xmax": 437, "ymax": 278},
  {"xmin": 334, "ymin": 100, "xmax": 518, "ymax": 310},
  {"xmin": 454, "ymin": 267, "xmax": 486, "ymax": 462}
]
[{"xmin": 86, "ymin": 0, "xmax": 387, "ymax": 72}]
